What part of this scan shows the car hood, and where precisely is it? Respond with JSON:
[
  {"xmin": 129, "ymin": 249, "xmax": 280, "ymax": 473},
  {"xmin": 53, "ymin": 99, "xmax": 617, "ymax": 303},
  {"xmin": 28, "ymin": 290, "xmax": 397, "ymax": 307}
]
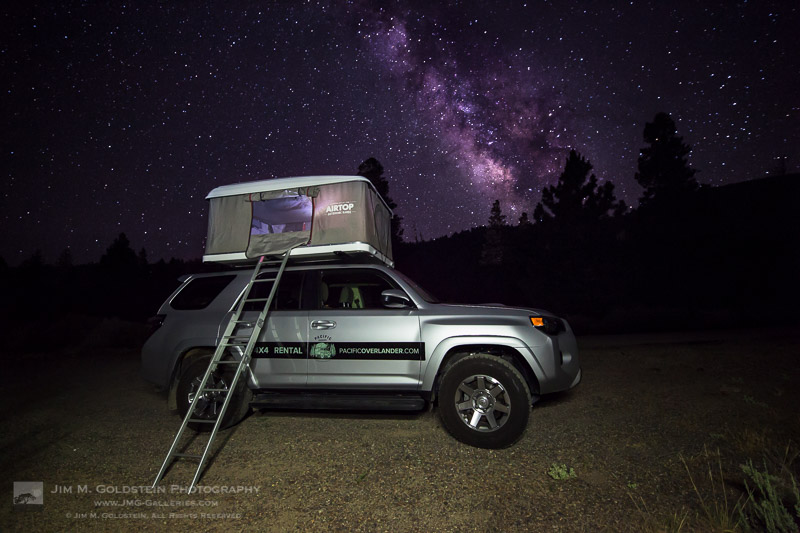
[{"xmin": 425, "ymin": 302, "xmax": 554, "ymax": 318}]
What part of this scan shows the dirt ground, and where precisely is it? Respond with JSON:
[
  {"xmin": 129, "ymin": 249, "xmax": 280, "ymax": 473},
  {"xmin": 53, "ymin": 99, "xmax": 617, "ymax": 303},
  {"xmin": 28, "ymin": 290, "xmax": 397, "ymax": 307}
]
[{"xmin": 1, "ymin": 325, "xmax": 799, "ymax": 532}]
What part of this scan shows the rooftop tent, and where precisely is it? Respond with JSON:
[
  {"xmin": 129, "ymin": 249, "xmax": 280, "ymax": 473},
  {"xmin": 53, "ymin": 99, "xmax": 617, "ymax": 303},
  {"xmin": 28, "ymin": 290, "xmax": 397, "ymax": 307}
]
[{"xmin": 204, "ymin": 175, "xmax": 393, "ymax": 265}]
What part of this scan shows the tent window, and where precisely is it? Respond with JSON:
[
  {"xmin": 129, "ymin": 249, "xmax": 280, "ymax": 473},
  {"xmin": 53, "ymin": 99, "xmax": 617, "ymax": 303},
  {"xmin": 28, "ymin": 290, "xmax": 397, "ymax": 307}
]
[{"xmin": 251, "ymin": 196, "xmax": 312, "ymax": 235}]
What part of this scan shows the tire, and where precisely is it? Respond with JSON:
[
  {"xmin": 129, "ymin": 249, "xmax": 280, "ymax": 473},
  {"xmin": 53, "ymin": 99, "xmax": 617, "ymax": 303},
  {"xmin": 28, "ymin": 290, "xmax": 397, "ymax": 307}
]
[
  {"xmin": 438, "ymin": 354, "xmax": 531, "ymax": 449},
  {"xmin": 176, "ymin": 355, "xmax": 253, "ymax": 432}
]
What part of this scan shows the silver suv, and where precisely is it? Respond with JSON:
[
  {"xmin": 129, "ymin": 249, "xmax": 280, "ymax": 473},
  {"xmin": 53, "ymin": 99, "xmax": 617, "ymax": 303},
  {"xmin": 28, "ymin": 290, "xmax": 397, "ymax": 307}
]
[{"xmin": 141, "ymin": 261, "xmax": 581, "ymax": 448}]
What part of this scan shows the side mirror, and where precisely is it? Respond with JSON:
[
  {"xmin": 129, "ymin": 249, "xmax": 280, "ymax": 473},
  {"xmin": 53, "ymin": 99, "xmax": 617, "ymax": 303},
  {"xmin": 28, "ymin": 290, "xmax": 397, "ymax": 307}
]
[{"xmin": 381, "ymin": 289, "xmax": 413, "ymax": 309}]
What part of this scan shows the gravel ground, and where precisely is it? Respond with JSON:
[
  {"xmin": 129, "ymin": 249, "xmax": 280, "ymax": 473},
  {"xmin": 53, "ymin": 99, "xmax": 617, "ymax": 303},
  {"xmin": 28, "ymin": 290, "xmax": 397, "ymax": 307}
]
[{"xmin": 1, "ymin": 326, "xmax": 798, "ymax": 532}]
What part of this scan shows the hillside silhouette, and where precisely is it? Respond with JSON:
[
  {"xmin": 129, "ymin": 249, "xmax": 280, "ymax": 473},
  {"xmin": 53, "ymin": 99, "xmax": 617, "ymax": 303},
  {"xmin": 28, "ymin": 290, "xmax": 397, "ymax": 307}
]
[
  {"xmin": 396, "ymin": 173, "xmax": 800, "ymax": 332},
  {"xmin": 1, "ymin": 173, "xmax": 797, "ymax": 338}
]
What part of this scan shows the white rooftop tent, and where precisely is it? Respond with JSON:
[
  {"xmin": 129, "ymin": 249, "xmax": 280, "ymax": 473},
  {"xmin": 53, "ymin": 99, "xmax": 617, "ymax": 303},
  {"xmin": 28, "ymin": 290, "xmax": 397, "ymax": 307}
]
[{"xmin": 203, "ymin": 175, "xmax": 393, "ymax": 266}]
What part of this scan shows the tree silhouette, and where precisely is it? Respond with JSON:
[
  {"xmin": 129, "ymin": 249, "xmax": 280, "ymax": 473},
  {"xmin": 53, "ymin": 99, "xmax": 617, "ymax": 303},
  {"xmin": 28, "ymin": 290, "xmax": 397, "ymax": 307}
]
[
  {"xmin": 357, "ymin": 157, "xmax": 404, "ymax": 245},
  {"xmin": 57, "ymin": 248, "xmax": 73, "ymax": 269},
  {"xmin": 533, "ymin": 150, "xmax": 624, "ymax": 224},
  {"xmin": 527, "ymin": 151, "xmax": 626, "ymax": 313},
  {"xmin": 630, "ymin": 114, "xmax": 702, "ymax": 312},
  {"xmin": 518, "ymin": 212, "xmax": 531, "ymax": 226},
  {"xmin": 357, "ymin": 158, "xmax": 391, "ymax": 203},
  {"xmin": 635, "ymin": 112, "xmax": 698, "ymax": 206},
  {"xmin": 100, "ymin": 232, "xmax": 137, "ymax": 272},
  {"xmin": 481, "ymin": 199, "xmax": 506, "ymax": 266},
  {"xmin": 137, "ymin": 248, "xmax": 149, "ymax": 270},
  {"xmin": 488, "ymin": 199, "xmax": 507, "ymax": 227},
  {"xmin": 20, "ymin": 249, "xmax": 44, "ymax": 270}
]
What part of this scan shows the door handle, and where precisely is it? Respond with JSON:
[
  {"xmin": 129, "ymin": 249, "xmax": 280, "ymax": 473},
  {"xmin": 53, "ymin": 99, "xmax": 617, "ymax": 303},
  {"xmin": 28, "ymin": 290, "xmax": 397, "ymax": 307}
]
[{"xmin": 311, "ymin": 320, "xmax": 337, "ymax": 330}]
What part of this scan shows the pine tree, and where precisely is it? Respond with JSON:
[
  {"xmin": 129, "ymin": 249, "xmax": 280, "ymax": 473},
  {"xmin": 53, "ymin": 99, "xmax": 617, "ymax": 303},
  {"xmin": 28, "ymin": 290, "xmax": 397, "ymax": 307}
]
[
  {"xmin": 635, "ymin": 112, "xmax": 698, "ymax": 206},
  {"xmin": 357, "ymin": 157, "xmax": 404, "ymax": 244},
  {"xmin": 20, "ymin": 250, "xmax": 44, "ymax": 270},
  {"xmin": 100, "ymin": 233, "xmax": 137, "ymax": 271},
  {"xmin": 488, "ymin": 199, "xmax": 506, "ymax": 227},
  {"xmin": 518, "ymin": 212, "xmax": 531, "ymax": 226},
  {"xmin": 533, "ymin": 150, "xmax": 624, "ymax": 224},
  {"xmin": 481, "ymin": 200, "xmax": 506, "ymax": 265},
  {"xmin": 137, "ymin": 248, "xmax": 149, "ymax": 271},
  {"xmin": 357, "ymin": 158, "xmax": 392, "ymax": 206},
  {"xmin": 57, "ymin": 248, "xmax": 73, "ymax": 269}
]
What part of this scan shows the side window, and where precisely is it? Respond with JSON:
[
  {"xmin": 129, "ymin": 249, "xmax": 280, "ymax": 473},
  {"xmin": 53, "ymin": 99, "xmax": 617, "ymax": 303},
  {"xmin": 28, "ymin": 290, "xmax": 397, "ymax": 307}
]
[
  {"xmin": 170, "ymin": 275, "xmax": 236, "ymax": 310},
  {"xmin": 243, "ymin": 271, "xmax": 304, "ymax": 312},
  {"xmin": 316, "ymin": 269, "xmax": 406, "ymax": 310}
]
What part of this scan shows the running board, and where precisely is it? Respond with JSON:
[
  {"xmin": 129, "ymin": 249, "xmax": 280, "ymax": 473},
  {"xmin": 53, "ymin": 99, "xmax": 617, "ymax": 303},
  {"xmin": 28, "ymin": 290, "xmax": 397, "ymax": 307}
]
[{"xmin": 250, "ymin": 393, "xmax": 426, "ymax": 412}]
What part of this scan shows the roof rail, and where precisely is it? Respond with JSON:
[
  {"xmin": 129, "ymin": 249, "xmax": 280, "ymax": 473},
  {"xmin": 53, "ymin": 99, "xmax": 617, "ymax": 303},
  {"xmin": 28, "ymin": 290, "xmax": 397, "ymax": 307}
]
[{"xmin": 204, "ymin": 242, "xmax": 394, "ymax": 268}]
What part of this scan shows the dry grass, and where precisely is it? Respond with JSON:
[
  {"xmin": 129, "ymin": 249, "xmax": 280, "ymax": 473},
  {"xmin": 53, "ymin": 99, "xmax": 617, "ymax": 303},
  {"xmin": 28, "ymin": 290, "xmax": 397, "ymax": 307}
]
[{"xmin": 681, "ymin": 446, "xmax": 746, "ymax": 532}]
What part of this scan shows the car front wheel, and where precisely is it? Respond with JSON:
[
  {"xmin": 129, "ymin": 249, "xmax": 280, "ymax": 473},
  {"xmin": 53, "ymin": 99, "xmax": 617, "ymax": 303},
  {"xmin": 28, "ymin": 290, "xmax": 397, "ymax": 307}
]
[{"xmin": 438, "ymin": 354, "xmax": 531, "ymax": 449}]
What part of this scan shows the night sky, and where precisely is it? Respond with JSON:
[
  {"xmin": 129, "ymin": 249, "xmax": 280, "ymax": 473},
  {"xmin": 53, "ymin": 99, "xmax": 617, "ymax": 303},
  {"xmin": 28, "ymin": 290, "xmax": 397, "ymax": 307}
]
[{"xmin": 3, "ymin": 1, "xmax": 798, "ymax": 265}]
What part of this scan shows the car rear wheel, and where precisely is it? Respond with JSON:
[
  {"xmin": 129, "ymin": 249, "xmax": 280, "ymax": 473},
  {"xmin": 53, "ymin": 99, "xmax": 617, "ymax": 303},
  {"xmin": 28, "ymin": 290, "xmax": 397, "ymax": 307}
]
[
  {"xmin": 176, "ymin": 355, "xmax": 252, "ymax": 432},
  {"xmin": 438, "ymin": 354, "xmax": 531, "ymax": 449}
]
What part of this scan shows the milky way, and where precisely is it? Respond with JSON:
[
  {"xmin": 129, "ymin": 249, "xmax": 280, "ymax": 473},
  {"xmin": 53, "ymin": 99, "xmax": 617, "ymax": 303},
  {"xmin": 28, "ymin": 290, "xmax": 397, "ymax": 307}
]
[
  {"xmin": 361, "ymin": 9, "xmax": 571, "ymax": 216},
  {"xmin": 2, "ymin": 2, "xmax": 798, "ymax": 264}
]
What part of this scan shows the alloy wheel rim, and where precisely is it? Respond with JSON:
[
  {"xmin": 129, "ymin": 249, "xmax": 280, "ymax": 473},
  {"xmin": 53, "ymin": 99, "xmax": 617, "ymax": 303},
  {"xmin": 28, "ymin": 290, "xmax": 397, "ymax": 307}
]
[{"xmin": 454, "ymin": 374, "xmax": 511, "ymax": 432}]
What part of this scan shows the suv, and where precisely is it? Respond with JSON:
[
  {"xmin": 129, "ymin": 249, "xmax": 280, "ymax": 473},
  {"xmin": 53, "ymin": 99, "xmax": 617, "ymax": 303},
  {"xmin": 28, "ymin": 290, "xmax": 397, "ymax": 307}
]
[{"xmin": 141, "ymin": 261, "xmax": 581, "ymax": 448}]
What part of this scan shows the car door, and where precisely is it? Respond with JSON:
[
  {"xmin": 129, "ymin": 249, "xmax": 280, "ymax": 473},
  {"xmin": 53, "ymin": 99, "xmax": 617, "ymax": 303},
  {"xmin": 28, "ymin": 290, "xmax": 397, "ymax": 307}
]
[
  {"xmin": 306, "ymin": 267, "xmax": 422, "ymax": 389},
  {"xmin": 240, "ymin": 270, "xmax": 309, "ymax": 387}
]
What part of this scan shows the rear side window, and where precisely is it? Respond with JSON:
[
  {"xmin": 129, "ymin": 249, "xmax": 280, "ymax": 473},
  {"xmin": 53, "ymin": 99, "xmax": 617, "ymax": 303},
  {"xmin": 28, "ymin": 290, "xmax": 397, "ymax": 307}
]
[
  {"xmin": 243, "ymin": 271, "xmax": 305, "ymax": 311},
  {"xmin": 170, "ymin": 275, "xmax": 236, "ymax": 310}
]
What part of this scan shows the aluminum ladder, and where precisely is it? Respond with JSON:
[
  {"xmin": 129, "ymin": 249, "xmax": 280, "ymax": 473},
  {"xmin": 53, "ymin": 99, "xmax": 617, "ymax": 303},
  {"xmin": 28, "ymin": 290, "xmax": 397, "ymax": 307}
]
[{"xmin": 152, "ymin": 249, "xmax": 294, "ymax": 492}]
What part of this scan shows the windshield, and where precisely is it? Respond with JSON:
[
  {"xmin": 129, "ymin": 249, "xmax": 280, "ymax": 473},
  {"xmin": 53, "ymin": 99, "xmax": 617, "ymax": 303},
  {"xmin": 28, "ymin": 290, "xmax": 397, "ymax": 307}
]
[{"xmin": 393, "ymin": 269, "xmax": 440, "ymax": 303}]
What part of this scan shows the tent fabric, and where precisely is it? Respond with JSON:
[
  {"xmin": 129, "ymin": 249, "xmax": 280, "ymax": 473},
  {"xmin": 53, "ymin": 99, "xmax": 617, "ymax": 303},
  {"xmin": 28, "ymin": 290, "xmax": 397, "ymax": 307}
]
[
  {"xmin": 205, "ymin": 195, "xmax": 251, "ymax": 254},
  {"xmin": 204, "ymin": 176, "xmax": 392, "ymax": 262}
]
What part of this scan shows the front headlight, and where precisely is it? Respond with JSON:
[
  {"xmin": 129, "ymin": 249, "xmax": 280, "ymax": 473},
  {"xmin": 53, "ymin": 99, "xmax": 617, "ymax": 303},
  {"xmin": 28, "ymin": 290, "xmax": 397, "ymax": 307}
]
[{"xmin": 530, "ymin": 316, "xmax": 564, "ymax": 335}]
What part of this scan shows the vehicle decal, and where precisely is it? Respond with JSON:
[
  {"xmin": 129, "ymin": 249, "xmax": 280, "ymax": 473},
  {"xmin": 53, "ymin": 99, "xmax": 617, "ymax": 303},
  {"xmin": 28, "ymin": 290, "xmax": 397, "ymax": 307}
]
[
  {"xmin": 324, "ymin": 201, "xmax": 356, "ymax": 216},
  {"xmin": 251, "ymin": 342, "xmax": 425, "ymax": 360},
  {"xmin": 310, "ymin": 342, "xmax": 336, "ymax": 359},
  {"xmin": 251, "ymin": 342, "xmax": 307, "ymax": 358},
  {"xmin": 310, "ymin": 342, "xmax": 424, "ymax": 361}
]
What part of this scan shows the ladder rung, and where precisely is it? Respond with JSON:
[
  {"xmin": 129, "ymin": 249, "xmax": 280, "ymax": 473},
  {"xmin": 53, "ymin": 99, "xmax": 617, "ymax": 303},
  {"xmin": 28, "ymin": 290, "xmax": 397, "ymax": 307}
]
[
  {"xmin": 253, "ymin": 278, "xmax": 276, "ymax": 283},
  {"xmin": 201, "ymin": 388, "xmax": 229, "ymax": 393},
  {"xmin": 219, "ymin": 343, "xmax": 247, "ymax": 347},
  {"xmin": 213, "ymin": 360, "xmax": 242, "ymax": 365},
  {"xmin": 231, "ymin": 321, "xmax": 253, "ymax": 324},
  {"xmin": 245, "ymin": 298, "xmax": 271, "ymax": 302},
  {"xmin": 223, "ymin": 335, "xmax": 250, "ymax": 339},
  {"xmin": 188, "ymin": 419, "xmax": 216, "ymax": 424},
  {"xmin": 173, "ymin": 453, "xmax": 202, "ymax": 459}
]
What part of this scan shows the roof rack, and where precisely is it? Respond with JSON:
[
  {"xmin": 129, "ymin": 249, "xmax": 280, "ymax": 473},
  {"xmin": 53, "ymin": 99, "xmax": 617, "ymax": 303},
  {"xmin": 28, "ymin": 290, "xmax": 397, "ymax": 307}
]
[{"xmin": 212, "ymin": 242, "xmax": 393, "ymax": 268}]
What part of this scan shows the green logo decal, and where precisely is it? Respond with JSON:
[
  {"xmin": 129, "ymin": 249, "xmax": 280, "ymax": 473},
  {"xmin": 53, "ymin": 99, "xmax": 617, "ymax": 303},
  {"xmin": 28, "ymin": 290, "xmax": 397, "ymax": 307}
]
[{"xmin": 310, "ymin": 342, "xmax": 336, "ymax": 359}]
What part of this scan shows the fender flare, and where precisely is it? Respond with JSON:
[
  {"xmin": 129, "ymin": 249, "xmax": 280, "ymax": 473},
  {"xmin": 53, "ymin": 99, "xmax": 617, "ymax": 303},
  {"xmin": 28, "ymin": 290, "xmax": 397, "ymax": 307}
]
[{"xmin": 421, "ymin": 335, "xmax": 546, "ymax": 393}]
